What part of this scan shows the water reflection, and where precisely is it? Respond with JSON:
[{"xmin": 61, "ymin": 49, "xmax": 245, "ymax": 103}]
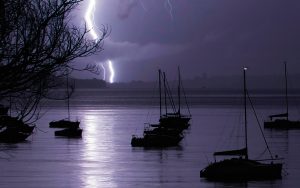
[
  {"xmin": 79, "ymin": 109, "xmax": 117, "ymax": 188},
  {"xmin": 0, "ymin": 105, "xmax": 297, "ymax": 187}
]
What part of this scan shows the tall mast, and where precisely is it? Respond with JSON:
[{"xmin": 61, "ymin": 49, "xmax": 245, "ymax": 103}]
[
  {"xmin": 243, "ymin": 67, "xmax": 248, "ymax": 160},
  {"xmin": 284, "ymin": 61, "xmax": 289, "ymax": 120},
  {"xmin": 159, "ymin": 69, "xmax": 162, "ymax": 117},
  {"xmin": 163, "ymin": 72, "xmax": 167, "ymax": 116},
  {"xmin": 178, "ymin": 66, "xmax": 181, "ymax": 116}
]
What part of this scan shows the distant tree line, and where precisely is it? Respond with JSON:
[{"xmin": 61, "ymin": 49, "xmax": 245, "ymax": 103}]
[{"xmin": 0, "ymin": 0, "xmax": 108, "ymax": 122}]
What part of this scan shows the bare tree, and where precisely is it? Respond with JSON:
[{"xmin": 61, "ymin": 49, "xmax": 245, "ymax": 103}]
[{"xmin": 0, "ymin": 0, "xmax": 108, "ymax": 122}]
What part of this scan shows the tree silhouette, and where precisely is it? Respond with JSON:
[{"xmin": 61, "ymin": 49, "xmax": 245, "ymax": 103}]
[{"xmin": 0, "ymin": 0, "xmax": 108, "ymax": 122}]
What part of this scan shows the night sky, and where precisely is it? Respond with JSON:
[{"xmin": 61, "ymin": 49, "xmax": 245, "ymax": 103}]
[{"xmin": 75, "ymin": 0, "xmax": 300, "ymax": 82}]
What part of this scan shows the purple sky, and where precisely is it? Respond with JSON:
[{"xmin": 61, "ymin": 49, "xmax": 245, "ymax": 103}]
[{"xmin": 74, "ymin": 0, "xmax": 300, "ymax": 82}]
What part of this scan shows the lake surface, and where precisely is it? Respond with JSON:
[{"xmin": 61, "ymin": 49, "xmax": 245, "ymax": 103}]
[{"xmin": 0, "ymin": 89, "xmax": 300, "ymax": 188}]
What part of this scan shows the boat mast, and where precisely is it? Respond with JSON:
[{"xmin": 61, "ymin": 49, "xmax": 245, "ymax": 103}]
[
  {"xmin": 159, "ymin": 69, "xmax": 162, "ymax": 117},
  {"xmin": 178, "ymin": 66, "xmax": 181, "ymax": 116},
  {"xmin": 243, "ymin": 67, "xmax": 248, "ymax": 160},
  {"xmin": 284, "ymin": 61, "xmax": 289, "ymax": 120},
  {"xmin": 163, "ymin": 72, "xmax": 167, "ymax": 116}
]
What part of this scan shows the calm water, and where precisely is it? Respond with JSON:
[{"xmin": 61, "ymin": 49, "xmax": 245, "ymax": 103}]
[{"xmin": 1, "ymin": 89, "xmax": 300, "ymax": 188}]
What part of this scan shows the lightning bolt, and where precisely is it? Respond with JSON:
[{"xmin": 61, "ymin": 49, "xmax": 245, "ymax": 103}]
[
  {"xmin": 164, "ymin": 0, "xmax": 174, "ymax": 21},
  {"xmin": 138, "ymin": 0, "xmax": 147, "ymax": 12},
  {"xmin": 85, "ymin": 0, "xmax": 116, "ymax": 83},
  {"xmin": 100, "ymin": 64, "xmax": 106, "ymax": 80},
  {"xmin": 108, "ymin": 60, "xmax": 115, "ymax": 83},
  {"xmin": 85, "ymin": 0, "xmax": 98, "ymax": 40}
]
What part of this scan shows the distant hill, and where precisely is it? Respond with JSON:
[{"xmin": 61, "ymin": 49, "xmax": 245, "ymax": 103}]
[
  {"xmin": 107, "ymin": 73, "xmax": 300, "ymax": 92},
  {"xmin": 73, "ymin": 78, "xmax": 107, "ymax": 89},
  {"xmin": 54, "ymin": 78, "xmax": 107, "ymax": 89},
  {"xmin": 68, "ymin": 73, "xmax": 300, "ymax": 92}
]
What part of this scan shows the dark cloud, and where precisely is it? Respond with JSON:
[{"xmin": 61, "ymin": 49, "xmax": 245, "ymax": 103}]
[
  {"xmin": 78, "ymin": 0, "xmax": 300, "ymax": 82},
  {"xmin": 117, "ymin": 0, "xmax": 138, "ymax": 20}
]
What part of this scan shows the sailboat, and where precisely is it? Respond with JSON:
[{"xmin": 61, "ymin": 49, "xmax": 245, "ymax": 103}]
[
  {"xmin": 264, "ymin": 62, "xmax": 300, "ymax": 129},
  {"xmin": 200, "ymin": 67, "xmax": 282, "ymax": 181},
  {"xmin": 49, "ymin": 72, "xmax": 82, "ymax": 137},
  {"xmin": 158, "ymin": 67, "xmax": 191, "ymax": 130},
  {"xmin": 0, "ymin": 103, "xmax": 35, "ymax": 143},
  {"xmin": 131, "ymin": 126, "xmax": 184, "ymax": 147},
  {"xmin": 131, "ymin": 69, "xmax": 188, "ymax": 147},
  {"xmin": 0, "ymin": 116, "xmax": 35, "ymax": 143}
]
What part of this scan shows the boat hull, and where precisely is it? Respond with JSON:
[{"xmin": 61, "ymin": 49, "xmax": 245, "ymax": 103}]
[
  {"xmin": 0, "ymin": 128, "xmax": 31, "ymax": 143},
  {"xmin": 131, "ymin": 134, "xmax": 183, "ymax": 147},
  {"xmin": 144, "ymin": 127, "xmax": 183, "ymax": 136},
  {"xmin": 200, "ymin": 158, "xmax": 282, "ymax": 181},
  {"xmin": 159, "ymin": 115, "xmax": 191, "ymax": 130},
  {"xmin": 55, "ymin": 128, "xmax": 82, "ymax": 138},
  {"xmin": 49, "ymin": 120, "xmax": 80, "ymax": 129},
  {"xmin": 264, "ymin": 119, "xmax": 300, "ymax": 129},
  {"xmin": 0, "ymin": 116, "xmax": 34, "ymax": 143}
]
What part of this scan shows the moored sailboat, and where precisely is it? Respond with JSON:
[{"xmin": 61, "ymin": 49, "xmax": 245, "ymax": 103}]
[
  {"xmin": 200, "ymin": 67, "xmax": 282, "ymax": 181},
  {"xmin": 159, "ymin": 67, "xmax": 191, "ymax": 130},
  {"xmin": 131, "ymin": 68, "xmax": 190, "ymax": 147},
  {"xmin": 264, "ymin": 62, "xmax": 300, "ymax": 129},
  {"xmin": 131, "ymin": 128, "xmax": 183, "ymax": 147},
  {"xmin": 49, "ymin": 72, "xmax": 82, "ymax": 137},
  {"xmin": 0, "ymin": 104, "xmax": 35, "ymax": 143}
]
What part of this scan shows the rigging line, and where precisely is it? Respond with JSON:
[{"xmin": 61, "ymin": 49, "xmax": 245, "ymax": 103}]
[
  {"xmin": 165, "ymin": 76, "xmax": 177, "ymax": 113},
  {"xmin": 254, "ymin": 148, "xmax": 268, "ymax": 160},
  {"xmin": 35, "ymin": 125, "xmax": 47, "ymax": 133},
  {"xmin": 287, "ymin": 69, "xmax": 300, "ymax": 116},
  {"xmin": 149, "ymin": 72, "xmax": 160, "ymax": 123},
  {"xmin": 214, "ymin": 117, "xmax": 230, "ymax": 152},
  {"xmin": 180, "ymin": 77, "xmax": 191, "ymax": 116},
  {"xmin": 163, "ymin": 71, "xmax": 176, "ymax": 113},
  {"xmin": 246, "ymin": 89, "xmax": 274, "ymax": 159},
  {"xmin": 237, "ymin": 100, "xmax": 243, "ymax": 149}
]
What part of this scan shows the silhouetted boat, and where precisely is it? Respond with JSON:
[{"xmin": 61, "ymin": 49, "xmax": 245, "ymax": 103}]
[
  {"xmin": 55, "ymin": 127, "xmax": 82, "ymax": 138},
  {"xmin": 0, "ymin": 116, "xmax": 35, "ymax": 133},
  {"xmin": 131, "ymin": 69, "xmax": 189, "ymax": 147},
  {"xmin": 0, "ymin": 127, "xmax": 32, "ymax": 143},
  {"xmin": 131, "ymin": 131, "xmax": 183, "ymax": 147},
  {"xmin": 49, "ymin": 119, "xmax": 80, "ymax": 129},
  {"xmin": 144, "ymin": 124, "xmax": 183, "ymax": 136},
  {"xmin": 200, "ymin": 67, "xmax": 282, "ymax": 181},
  {"xmin": 0, "ymin": 115, "xmax": 34, "ymax": 143},
  {"xmin": 49, "ymin": 72, "xmax": 82, "ymax": 137},
  {"xmin": 159, "ymin": 68, "xmax": 191, "ymax": 130},
  {"xmin": 131, "ymin": 123, "xmax": 184, "ymax": 147},
  {"xmin": 264, "ymin": 62, "xmax": 300, "ymax": 129}
]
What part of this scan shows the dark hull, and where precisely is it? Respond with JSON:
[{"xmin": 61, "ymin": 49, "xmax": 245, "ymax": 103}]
[
  {"xmin": 144, "ymin": 127, "xmax": 183, "ymax": 136},
  {"xmin": 55, "ymin": 128, "xmax": 82, "ymax": 138},
  {"xmin": 0, "ymin": 116, "xmax": 34, "ymax": 143},
  {"xmin": 49, "ymin": 120, "xmax": 80, "ymax": 129},
  {"xmin": 200, "ymin": 158, "xmax": 282, "ymax": 181},
  {"xmin": 0, "ymin": 129, "xmax": 31, "ymax": 143},
  {"xmin": 264, "ymin": 119, "xmax": 300, "ymax": 129},
  {"xmin": 17, "ymin": 125, "xmax": 35, "ymax": 133},
  {"xmin": 131, "ymin": 134, "xmax": 183, "ymax": 147},
  {"xmin": 159, "ymin": 115, "xmax": 191, "ymax": 130},
  {"xmin": 0, "ymin": 106, "xmax": 9, "ymax": 116}
]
